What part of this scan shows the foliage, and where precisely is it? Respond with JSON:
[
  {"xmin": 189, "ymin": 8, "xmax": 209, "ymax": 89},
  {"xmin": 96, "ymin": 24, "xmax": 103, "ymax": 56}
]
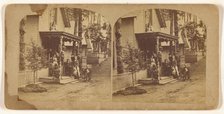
[
  {"xmin": 26, "ymin": 41, "xmax": 48, "ymax": 71},
  {"xmin": 84, "ymin": 23, "xmax": 105, "ymax": 42},
  {"xmin": 122, "ymin": 44, "xmax": 146, "ymax": 86},
  {"xmin": 113, "ymin": 86, "xmax": 147, "ymax": 96},
  {"xmin": 67, "ymin": 8, "xmax": 111, "ymax": 52},
  {"xmin": 84, "ymin": 23, "xmax": 110, "ymax": 53},
  {"xmin": 137, "ymin": 51, "xmax": 147, "ymax": 70},
  {"xmin": 123, "ymin": 44, "xmax": 144, "ymax": 73},
  {"xmin": 101, "ymin": 23, "xmax": 111, "ymax": 56},
  {"xmin": 25, "ymin": 40, "xmax": 48, "ymax": 83},
  {"xmin": 115, "ymin": 20, "xmax": 124, "ymax": 74},
  {"xmin": 105, "ymin": 24, "xmax": 111, "ymax": 42},
  {"xmin": 179, "ymin": 21, "xmax": 198, "ymax": 39},
  {"xmin": 19, "ymin": 18, "xmax": 26, "ymax": 71},
  {"xmin": 180, "ymin": 21, "xmax": 206, "ymax": 43},
  {"xmin": 179, "ymin": 21, "xmax": 207, "ymax": 52},
  {"xmin": 67, "ymin": 8, "xmax": 91, "ymax": 22}
]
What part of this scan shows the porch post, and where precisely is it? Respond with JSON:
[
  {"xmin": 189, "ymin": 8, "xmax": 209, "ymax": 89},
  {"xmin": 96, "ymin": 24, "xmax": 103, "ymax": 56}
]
[
  {"xmin": 169, "ymin": 40, "xmax": 173, "ymax": 54},
  {"xmin": 98, "ymin": 42, "xmax": 101, "ymax": 53},
  {"xmin": 60, "ymin": 36, "xmax": 63, "ymax": 80},
  {"xmin": 174, "ymin": 40, "xmax": 177, "ymax": 53},
  {"xmin": 155, "ymin": 37, "xmax": 159, "ymax": 54}
]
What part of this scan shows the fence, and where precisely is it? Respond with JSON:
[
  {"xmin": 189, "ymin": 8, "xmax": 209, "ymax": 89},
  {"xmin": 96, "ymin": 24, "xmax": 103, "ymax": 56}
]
[
  {"xmin": 18, "ymin": 68, "xmax": 49, "ymax": 87},
  {"xmin": 113, "ymin": 70, "xmax": 147, "ymax": 92}
]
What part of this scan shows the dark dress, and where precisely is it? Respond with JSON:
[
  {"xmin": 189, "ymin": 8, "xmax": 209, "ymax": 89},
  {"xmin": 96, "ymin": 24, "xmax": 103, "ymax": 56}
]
[{"xmin": 53, "ymin": 65, "xmax": 60, "ymax": 79}]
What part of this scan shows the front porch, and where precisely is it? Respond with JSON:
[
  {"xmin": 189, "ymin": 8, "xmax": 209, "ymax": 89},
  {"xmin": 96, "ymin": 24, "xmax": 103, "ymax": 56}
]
[
  {"xmin": 135, "ymin": 32, "xmax": 179, "ymax": 76},
  {"xmin": 39, "ymin": 31, "xmax": 82, "ymax": 83},
  {"xmin": 135, "ymin": 32, "xmax": 178, "ymax": 55}
]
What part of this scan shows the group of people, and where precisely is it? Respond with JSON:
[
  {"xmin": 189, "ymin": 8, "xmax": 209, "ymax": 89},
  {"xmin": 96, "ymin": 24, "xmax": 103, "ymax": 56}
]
[
  {"xmin": 147, "ymin": 52, "xmax": 162, "ymax": 82},
  {"xmin": 166, "ymin": 53, "xmax": 190, "ymax": 81},
  {"xmin": 48, "ymin": 49, "xmax": 91, "ymax": 81},
  {"xmin": 147, "ymin": 51, "xmax": 190, "ymax": 82},
  {"xmin": 48, "ymin": 49, "xmax": 63, "ymax": 80},
  {"xmin": 64, "ymin": 58, "xmax": 81, "ymax": 79}
]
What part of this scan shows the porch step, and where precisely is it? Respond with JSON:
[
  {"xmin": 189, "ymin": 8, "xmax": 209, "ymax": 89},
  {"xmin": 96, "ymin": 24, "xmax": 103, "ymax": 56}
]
[
  {"xmin": 138, "ymin": 77, "xmax": 177, "ymax": 85},
  {"xmin": 159, "ymin": 77, "xmax": 177, "ymax": 85},
  {"xmin": 138, "ymin": 78, "xmax": 154, "ymax": 85},
  {"xmin": 59, "ymin": 76, "xmax": 79, "ymax": 84},
  {"xmin": 39, "ymin": 76, "xmax": 78, "ymax": 84},
  {"xmin": 39, "ymin": 77, "xmax": 55, "ymax": 83}
]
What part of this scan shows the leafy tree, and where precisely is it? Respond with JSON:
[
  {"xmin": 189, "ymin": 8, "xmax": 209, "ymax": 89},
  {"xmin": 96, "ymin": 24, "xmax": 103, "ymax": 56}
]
[
  {"xmin": 25, "ymin": 40, "xmax": 48, "ymax": 84},
  {"xmin": 83, "ymin": 23, "xmax": 105, "ymax": 53},
  {"xmin": 85, "ymin": 23, "xmax": 104, "ymax": 41},
  {"xmin": 67, "ymin": 8, "xmax": 110, "ymax": 53},
  {"xmin": 104, "ymin": 24, "xmax": 111, "ymax": 56},
  {"xmin": 180, "ymin": 22, "xmax": 197, "ymax": 38},
  {"xmin": 123, "ymin": 44, "xmax": 143, "ymax": 86},
  {"xmin": 179, "ymin": 21, "xmax": 206, "ymax": 53}
]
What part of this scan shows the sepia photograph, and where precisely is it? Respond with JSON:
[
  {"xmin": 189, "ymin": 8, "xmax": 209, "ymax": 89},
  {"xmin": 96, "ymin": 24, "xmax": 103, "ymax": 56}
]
[
  {"xmin": 113, "ymin": 9, "xmax": 207, "ymax": 103},
  {"xmin": 6, "ymin": 5, "xmax": 112, "ymax": 109},
  {"xmin": 4, "ymin": 4, "xmax": 219, "ymax": 110}
]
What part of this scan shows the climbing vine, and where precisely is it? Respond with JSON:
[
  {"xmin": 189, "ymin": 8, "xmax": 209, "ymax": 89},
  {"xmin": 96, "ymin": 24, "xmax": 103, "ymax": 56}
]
[
  {"xmin": 115, "ymin": 19, "xmax": 124, "ymax": 74},
  {"xmin": 19, "ymin": 18, "xmax": 26, "ymax": 71}
]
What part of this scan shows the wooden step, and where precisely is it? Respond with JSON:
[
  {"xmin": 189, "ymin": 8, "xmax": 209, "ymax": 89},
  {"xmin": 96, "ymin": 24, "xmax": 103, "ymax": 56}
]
[
  {"xmin": 138, "ymin": 77, "xmax": 178, "ymax": 85},
  {"xmin": 60, "ymin": 78, "xmax": 78, "ymax": 84},
  {"xmin": 159, "ymin": 78, "xmax": 177, "ymax": 85},
  {"xmin": 138, "ymin": 78, "xmax": 154, "ymax": 85},
  {"xmin": 160, "ymin": 76, "xmax": 170, "ymax": 80},
  {"xmin": 39, "ymin": 76, "xmax": 78, "ymax": 84},
  {"xmin": 39, "ymin": 77, "xmax": 55, "ymax": 83}
]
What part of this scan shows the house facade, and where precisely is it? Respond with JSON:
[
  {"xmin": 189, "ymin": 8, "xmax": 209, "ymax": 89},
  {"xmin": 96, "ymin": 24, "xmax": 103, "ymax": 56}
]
[
  {"xmin": 114, "ymin": 9, "xmax": 179, "ymax": 72},
  {"xmin": 114, "ymin": 9, "xmax": 206, "ymax": 72},
  {"xmin": 113, "ymin": 9, "xmax": 206, "ymax": 92},
  {"xmin": 19, "ymin": 6, "xmax": 110, "ymax": 86}
]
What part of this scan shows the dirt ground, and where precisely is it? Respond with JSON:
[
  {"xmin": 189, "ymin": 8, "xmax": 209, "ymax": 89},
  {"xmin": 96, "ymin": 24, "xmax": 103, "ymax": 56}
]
[
  {"xmin": 113, "ymin": 58, "xmax": 206, "ymax": 104},
  {"xmin": 18, "ymin": 57, "xmax": 111, "ymax": 109},
  {"xmin": 18, "ymin": 57, "xmax": 206, "ymax": 109}
]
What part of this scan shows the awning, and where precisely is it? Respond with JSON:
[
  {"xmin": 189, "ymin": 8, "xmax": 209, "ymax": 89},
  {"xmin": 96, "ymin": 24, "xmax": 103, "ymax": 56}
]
[
  {"xmin": 135, "ymin": 32, "xmax": 178, "ymax": 41},
  {"xmin": 39, "ymin": 31, "xmax": 81, "ymax": 41}
]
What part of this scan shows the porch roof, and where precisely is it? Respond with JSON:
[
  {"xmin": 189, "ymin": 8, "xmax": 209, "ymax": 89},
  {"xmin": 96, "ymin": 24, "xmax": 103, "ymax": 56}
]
[
  {"xmin": 135, "ymin": 32, "xmax": 178, "ymax": 41},
  {"xmin": 39, "ymin": 31, "xmax": 82, "ymax": 42}
]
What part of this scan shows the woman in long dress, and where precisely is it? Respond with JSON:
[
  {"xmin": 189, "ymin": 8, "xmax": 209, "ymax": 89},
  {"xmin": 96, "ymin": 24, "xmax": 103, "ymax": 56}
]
[{"xmin": 72, "ymin": 62, "xmax": 80, "ymax": 79}]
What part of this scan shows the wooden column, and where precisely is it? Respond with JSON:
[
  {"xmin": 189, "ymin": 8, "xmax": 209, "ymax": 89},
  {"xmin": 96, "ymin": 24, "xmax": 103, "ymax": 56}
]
[
  {"xmin": 155, "ymin": 37, "xmax": 160, "ymax": 54},
  {"xmin": 174, "ymin": 40, "xmax": 177, "ymax": 53},
  {"xmin": 59, "ymin": 36, "xmax": 63, "ymax": 80},
  {"xmin": 169, "ymin": 40, "xmax": 173, "ymax": 54}
]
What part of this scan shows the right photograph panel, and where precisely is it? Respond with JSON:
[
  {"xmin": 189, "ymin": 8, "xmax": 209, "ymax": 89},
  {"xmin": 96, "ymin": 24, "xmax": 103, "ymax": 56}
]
[{"xmin": 113, "ymin": 9, "xmax": 206, "ymax": 103}]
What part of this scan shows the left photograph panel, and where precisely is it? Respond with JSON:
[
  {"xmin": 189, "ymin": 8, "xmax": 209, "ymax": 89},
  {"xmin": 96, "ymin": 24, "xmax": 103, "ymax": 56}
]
[{"xmin": 5, "ymin": 4, "xmax": 112, "ymax": 109}]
